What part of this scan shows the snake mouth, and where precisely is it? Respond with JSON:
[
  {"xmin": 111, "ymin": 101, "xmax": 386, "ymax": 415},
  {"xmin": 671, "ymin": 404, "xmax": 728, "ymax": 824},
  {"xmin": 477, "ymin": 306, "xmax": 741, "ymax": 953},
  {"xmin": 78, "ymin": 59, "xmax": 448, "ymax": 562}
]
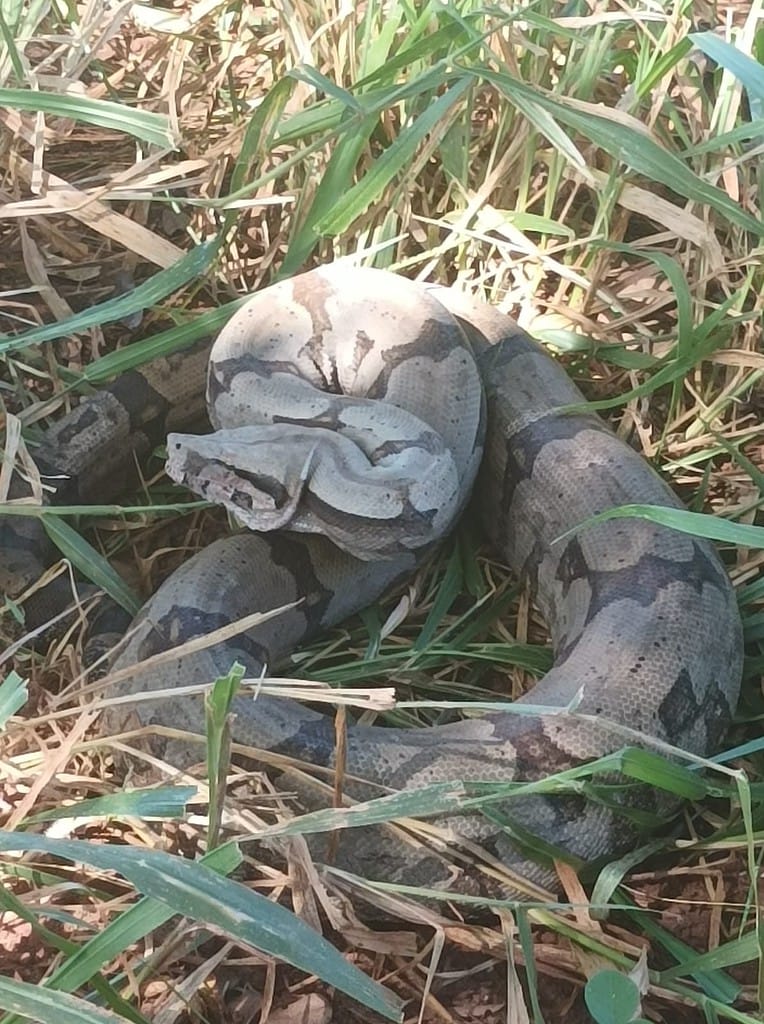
[
  {"xmin": 185, "ymin": 454, "xmax": 306, "ymax": 523},
  {"xmin": 222, "ymin": 465, "xmax": 296, "ymax": 511}
]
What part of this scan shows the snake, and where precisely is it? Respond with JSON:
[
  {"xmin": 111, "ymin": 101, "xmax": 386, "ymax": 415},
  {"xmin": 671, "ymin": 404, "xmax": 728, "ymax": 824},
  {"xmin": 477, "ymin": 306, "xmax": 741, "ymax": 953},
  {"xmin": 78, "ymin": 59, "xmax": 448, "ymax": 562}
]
[{"xmin": 3, "ymin": 264, "xmax": 744, "ymax": 899}]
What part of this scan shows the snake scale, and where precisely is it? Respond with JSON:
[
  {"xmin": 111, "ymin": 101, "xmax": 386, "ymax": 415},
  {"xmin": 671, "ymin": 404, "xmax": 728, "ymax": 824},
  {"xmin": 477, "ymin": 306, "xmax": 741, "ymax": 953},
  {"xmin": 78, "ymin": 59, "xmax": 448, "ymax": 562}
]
[{"xmin": 3, "ymin": 265, "xmax": 744, "ymax": 898}]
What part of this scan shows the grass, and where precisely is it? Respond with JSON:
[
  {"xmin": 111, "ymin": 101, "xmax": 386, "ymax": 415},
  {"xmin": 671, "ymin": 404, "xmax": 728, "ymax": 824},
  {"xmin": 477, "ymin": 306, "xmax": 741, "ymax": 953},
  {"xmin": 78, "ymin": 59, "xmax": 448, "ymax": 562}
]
[{"xmin": 1, "ymin": 0, "xmax": 763, "ymax": 1021}]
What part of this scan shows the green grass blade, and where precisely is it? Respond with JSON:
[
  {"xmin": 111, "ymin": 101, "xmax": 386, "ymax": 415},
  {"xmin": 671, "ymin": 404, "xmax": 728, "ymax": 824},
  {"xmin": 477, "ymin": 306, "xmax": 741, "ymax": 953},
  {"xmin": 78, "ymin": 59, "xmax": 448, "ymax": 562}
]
[
  {"xmin": 0, "ymin": 242, "xmax": 219, "ymax": 354},
  {"xmin": 357, "ymin": 0, "xmax": 405, "ymax": 79},
  {"xmin": 79, "ymin": 305, "xmax": 238, "ymax": 385},
  {"xmin": 0, "ymin": 834, "xmax": 404, "ymax": 1021},
  {"xmin": 556, "ymin": 504, "xmax": 764, "ymax": 549},
  {"xmin": 515, "ymin": 908, "xmax": 545, "ymax": 1023},
  {"xmin": 590, "ymin": 837, "xmax": 676, "ymax": 911},
  {"xmin": 316, "ymin": 75, "xmax": 473, "ymax": 235},
  {"xmin": 23, "ymin": 787, "xmax": 197, "ymax": 825},
  {"xmin": 205, "ymin": 664, "xmax": 242, "ymax": 848},
  {"xmin": 0, "ymin": 501, "xmax": 207, "ymax": 519},
  {"xmin": 229, "ymin": 78, "xmax": 294, "ymax": 196},
  {"xmin": 660, "ymin": 930, "xmax": 760, "ymax": 982},
  {"xmin": 280, "ymin": 110, "xmax": 378, "ymax": 275},
  {"xmin": 0, "ymin": 671, "xmax": 27, "ymax": 726},
  {"xmin": 224, "ymin": 75, "xmax": 296, "ymax": 241},
  {"xmin": 0, "ymin": 976, "xmax": 130, "ymax": 1023},
  {"xmin": 476, "ymin": 65, "xmax": 764, "ymax": 236},
  {"xmin": 41, "ymin": 516, "xmax": 141, "ymax": 616},
  {"xmin": 0, "ymin": 9, "xmax": 25, "ymax": 83},
  {"xmin": 595, "ymin": 243, "xmax": 694, "ymax": 353},
  {"xmin": 412, "ymin": 542, "xmax": 466, "ymax": 651},
  {"xmin": 635, "ymin": 38, "xmax": 694, "ymax": 97},
  {"xmin": 289, "ymin": 65, "xmax": 364, "ymax": 111},
  {"xmin": 561, "ymin": 324, "xmax": 735, "ymax": 413},
  {"xmin": 0, "ymin": 844, "xmax": 240, "ymax": 1015},
  {"xmin": 686, "ymin": 118, "xmax": 764, "ymax": 155},
  {"xmin": 690, "ymin": 31, "xmax": 764, "ymax": 117},
  {"xmin": 615, "ymin": 748, "xmax": 708, "ymax": 800},
  {"xmin": 0, "ymin": 88, "xmax": 175, "ymax": 147},
  {"xmin": 355, "ymin": 20, "xmax": 478, "ymax": 92}
]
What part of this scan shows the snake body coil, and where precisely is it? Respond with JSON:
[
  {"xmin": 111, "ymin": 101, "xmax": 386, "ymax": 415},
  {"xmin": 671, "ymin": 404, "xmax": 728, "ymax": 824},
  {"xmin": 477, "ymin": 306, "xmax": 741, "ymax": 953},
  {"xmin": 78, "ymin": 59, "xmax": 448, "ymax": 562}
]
[{"xmin": 5, "ymin": 266, "xmax": 744, "ymax": 896}]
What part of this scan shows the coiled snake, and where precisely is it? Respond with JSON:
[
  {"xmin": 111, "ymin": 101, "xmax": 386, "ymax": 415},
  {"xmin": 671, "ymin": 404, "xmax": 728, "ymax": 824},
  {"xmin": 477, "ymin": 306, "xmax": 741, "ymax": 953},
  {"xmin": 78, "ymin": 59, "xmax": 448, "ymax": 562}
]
[{"xmin": 4, "ymin": 265, "xmax": 744, "ymax": 897}]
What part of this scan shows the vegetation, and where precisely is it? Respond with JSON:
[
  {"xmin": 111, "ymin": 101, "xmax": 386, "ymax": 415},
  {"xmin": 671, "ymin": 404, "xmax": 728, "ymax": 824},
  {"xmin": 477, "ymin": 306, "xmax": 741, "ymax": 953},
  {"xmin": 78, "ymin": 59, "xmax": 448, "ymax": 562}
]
[{"xmin": 1, "ymin": 1, "xmax": 763, "ymax": 1021}]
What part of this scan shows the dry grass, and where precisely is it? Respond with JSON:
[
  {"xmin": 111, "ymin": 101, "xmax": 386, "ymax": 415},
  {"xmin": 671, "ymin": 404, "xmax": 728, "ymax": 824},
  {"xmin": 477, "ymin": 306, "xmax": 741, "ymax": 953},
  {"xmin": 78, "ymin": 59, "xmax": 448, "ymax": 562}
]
[{"xmin": 1, "ymin": 1, "xmax": 764, "ymax": 1022}]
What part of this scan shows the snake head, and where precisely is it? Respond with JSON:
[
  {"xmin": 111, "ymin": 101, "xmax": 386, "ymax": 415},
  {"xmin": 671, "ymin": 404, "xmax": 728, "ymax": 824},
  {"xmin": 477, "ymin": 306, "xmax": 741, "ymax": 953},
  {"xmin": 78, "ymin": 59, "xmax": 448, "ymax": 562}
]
[{"xmin": 166, "ymin": 428, "xmax": 315, "ymax": 531}]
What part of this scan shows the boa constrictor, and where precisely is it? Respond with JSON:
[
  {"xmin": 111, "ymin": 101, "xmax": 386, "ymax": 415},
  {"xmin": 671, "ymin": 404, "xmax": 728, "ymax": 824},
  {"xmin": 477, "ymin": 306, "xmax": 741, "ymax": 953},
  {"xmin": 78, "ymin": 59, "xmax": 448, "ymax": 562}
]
[{"xmin": 5, "ymin": 265, "xmax": 744, "ymax": 898}]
